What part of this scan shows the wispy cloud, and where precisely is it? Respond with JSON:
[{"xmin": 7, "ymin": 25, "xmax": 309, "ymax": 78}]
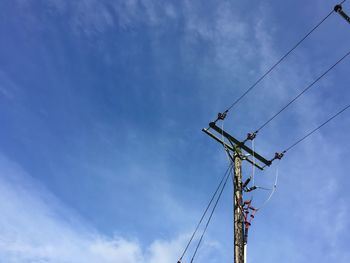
[
  {"xmin": 0, "ymin": 71, "xmax": 19, "ymax": 100},
  {"xmin": 4, "ymin": 1, "xmax": 350, "ymax": 262},
  {"xmin": 0, "ymin": 154, "xmax": 220, "ymax": 262}
]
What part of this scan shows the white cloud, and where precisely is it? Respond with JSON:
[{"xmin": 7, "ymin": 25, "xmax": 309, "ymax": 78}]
[
  {"xmin": 0, "ymin": 154, "xmax": 220, "ymax": 263},
  {"xmin": 6, "ymin": 1, "xmax": 350, "ymax": 262},
  {"xmin": 89, "ymin": 238, "xmax": 143, "ymax": 263},
  {"xmin": 40, "ymin": 0, "xmax": 177, "ymax": 34}
]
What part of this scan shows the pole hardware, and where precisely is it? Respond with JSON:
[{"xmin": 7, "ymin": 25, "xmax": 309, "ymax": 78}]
[
  {"xmin": 242, "ymin": 131, "xmax": 258, "ymax": 144},
  {"xmin": 270, "ymin": 151, "xmax": 285, "ymax": 163},
  {"xmin": 206, "ymin": 122, "xmax": 272, "ymax": 167},
  {"xmin": 244, "ymin": 186, "xmax": 257, "ymax": 192},
  {"xmin": 203, "ymin": 123, "xmax": 272, "ymax": 263},
  {"xmin": 202, "ymin": 127, "xmax": 265, "ymax": 170},
  {"xmin": 213, "ymin": 111, "xmax": 228, "ymax": 123},
  {"xmin": 242, "ymin": 177, "xmax": 251, "ymax": 189},
  {"xmin": 247, "ymin": 131, "xmax": 257, "ymax": 141},
  {"xmin": 334, "ymin": 4, "xmax": 350, "ymax": 24}
]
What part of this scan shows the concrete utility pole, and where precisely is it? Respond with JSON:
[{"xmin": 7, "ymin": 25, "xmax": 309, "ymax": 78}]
[
  {"xmin": 203, "ymin": 121, "xmax": 271, "ymax": 263},
  {"xmin": 233, "ymin": 150, "xmax": 244, "ymax": 263}
]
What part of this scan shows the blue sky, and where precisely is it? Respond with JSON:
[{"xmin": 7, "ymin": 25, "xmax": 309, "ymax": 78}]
[{"xmin": 0, "ymin": 0, "xmax": 350, "ymax": 262}]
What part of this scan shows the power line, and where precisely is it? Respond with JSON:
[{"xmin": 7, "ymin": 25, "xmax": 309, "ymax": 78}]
[
  {"xmin": 283, "ymin": 103, "xmax": 350, "ymax": 153},
  {"xmin": 177, "ymin": 164, "xmax": 232, "ymax": 263},
  {"xmin": 222, "ymin": 4, "xmax": 338, "ymax": 115},
  {"xmin": 195, "ymin": 1, "xmax": 349, "ymax": 262},
  {"xmin": 255, "ymin": 49, "xmax": 350, "ymax": 133},
  {"xmin": 189, "ymin": 164, "xmax": 232, "ymax": 263}
]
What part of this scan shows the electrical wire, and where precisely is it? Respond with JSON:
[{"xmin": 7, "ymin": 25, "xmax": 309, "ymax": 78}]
[
  {"xmin": 251, "ymin": 140, "xmax": 256, "ymax": 186},
  {"xmin": 256, "ymin": 186, "xmax": 272, "ymax": 191},
  {"xmin": 177, "ymin": 164, "xmax": 232, "ymax": 262},
  {"xmin": 189, "ymin": 163, "xmax": 232, "ymax": 263},
  {"xmin": 222, "ymin": 4, "xmax": 338, "ymax": 114},
  {"xmin": 221, "ymin": 121, "xmax": 229, "ymax": 155},
  {"xmin": 256, "ymin": 162, "xmax": 279, "ymax": 210},
  {"xmin": 283, "ymin": 103, "xmax": 350, "ymax": 153},
  {"xmin": 194, "ymin": 2, "xmax": 348, "ymax": 260},
  {"xmin": 255, "ymin": 49, "xmax": 350, "ymax": 133}
]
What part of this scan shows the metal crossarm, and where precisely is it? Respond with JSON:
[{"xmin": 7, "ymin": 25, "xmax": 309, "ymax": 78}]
[
  {"xmin": 202, "ymin": 128, "xmax": 265, "ymax": 170},
  {"xmin": 204, "ymin": 122, "xmax": 272, "ymax": 167}
]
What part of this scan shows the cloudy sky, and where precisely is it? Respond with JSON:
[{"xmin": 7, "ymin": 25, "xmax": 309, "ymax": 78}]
[{"xmin": 1, "ymin": 0, "xmax": 350, "ymax": 262}]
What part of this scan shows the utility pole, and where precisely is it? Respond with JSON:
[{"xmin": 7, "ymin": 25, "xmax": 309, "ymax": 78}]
[
  {"xmin": 203, "ymin": 121, "xmax": 271, "ymax": 263},
  {"xmin": 233, "ymin": 149, "xmax": 244, "ymax": 263}
]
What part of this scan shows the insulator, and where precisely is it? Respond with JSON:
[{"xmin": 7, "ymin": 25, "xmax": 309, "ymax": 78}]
[
  {"xmin": 334, "ymin": 4, "xmax": 350, "ymax": 24},
  {"xmin": 274, "ymin": 152, "xmax": 284, "ymax": 160},
  {"xmin": 247, "ymin": 132, "xmax": 257, "ymax": 141},
  {"xmin": 242, "ymin": 177, "xmax": 251, "ymax": 188},
  {"xmin": 217, "ymin": 111, "xmax": 227, "ymax": 120},
  {"xmin": 245, "ymin": 186, "xmax": 257, "ymax": 192},
  {"xmin": 334, "ymin": 4, "xmax": 342, "ymax": 12}
]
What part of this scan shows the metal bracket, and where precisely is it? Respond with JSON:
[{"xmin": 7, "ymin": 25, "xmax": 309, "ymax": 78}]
[
  {"xmin": 202, "ymin": 122, "xmax": 272, "ymax": 169},
  {"xmin": 202, "ymin": 128, "xmax": 264, "ymax": 170},
  {"xmin": 202, "ymin": 129, "xmax": 264, "ymax": 170}
]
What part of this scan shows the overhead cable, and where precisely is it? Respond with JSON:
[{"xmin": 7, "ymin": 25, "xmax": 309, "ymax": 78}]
[
  {"xmin": 256, "ymin": 163, "xmax": 279, "ymax": 210},
  {"xmin": 220, "ymin": 3, "xmax": 339, "ymax": 116},
  {"xmin": 283, "ymin": 103, "xmax": 350, "ymax": 153},
  {"xmin": 189, "ymin": 164, "xmax": 232, "ymax": 263},
  {"xmin": 255, "ymin": 49, "xmax": 350, "ymax": 133},
  {"xmin": 177, "ymin": 164, "xmax": 232, "ymax": 263}
]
